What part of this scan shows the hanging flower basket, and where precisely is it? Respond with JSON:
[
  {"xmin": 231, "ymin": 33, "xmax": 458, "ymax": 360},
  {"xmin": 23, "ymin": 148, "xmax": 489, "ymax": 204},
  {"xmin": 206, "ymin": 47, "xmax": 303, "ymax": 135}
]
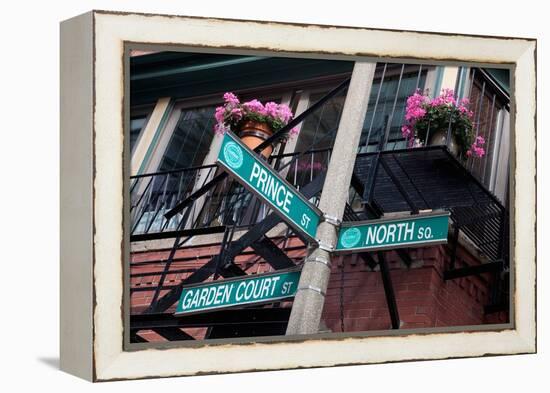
[
  {"xmin": 401, "ymin": 89, "xmax": 485, "ymax": 159},
  {"xmin": 214, "ymin": 93, "xmax": 299, "ymax": 159}
]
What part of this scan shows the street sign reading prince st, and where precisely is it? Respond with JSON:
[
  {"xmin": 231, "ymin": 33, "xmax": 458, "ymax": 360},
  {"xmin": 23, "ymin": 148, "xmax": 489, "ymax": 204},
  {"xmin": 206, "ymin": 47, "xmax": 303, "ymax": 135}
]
[
  {"xmin": 336, "ymin": 212, "xmax": 450, "ymax": 253},
  {"xmin": 217, "ymin": 131, "xmax": 322, "ymax": 241}
]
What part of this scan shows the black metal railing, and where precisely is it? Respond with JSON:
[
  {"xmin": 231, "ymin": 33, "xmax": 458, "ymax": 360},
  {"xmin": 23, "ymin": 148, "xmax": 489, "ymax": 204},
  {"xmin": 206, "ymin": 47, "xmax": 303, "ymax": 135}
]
[
  {"xmin": 130, "ymin": 148, "xmax": 333, "ymax": 238},
  {"xmin": 130, "ymin": 63, "xmax": 510, "ymax": 240}
]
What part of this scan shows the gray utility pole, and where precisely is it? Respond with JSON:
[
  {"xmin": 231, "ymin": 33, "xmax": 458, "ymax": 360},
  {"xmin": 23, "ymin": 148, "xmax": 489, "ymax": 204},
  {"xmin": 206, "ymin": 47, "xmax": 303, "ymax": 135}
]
[{"xmin": 286, "ymin": 61, "xmax": 377, "ymax": 335}]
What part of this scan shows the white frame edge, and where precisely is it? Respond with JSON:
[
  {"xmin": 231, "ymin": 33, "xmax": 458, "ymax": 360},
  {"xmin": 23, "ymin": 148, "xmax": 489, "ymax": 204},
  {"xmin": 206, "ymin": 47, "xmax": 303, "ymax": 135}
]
[{"xmin": 60, "ymin": 11, "xmax": 94, "ymax": 381}]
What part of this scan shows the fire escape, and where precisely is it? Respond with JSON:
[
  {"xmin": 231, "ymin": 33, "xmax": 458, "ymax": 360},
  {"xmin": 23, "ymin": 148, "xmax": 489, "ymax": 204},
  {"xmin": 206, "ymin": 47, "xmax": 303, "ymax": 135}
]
[{"xmin": 129, "ymin": 68, "xmax": 510, "ymax": 343}]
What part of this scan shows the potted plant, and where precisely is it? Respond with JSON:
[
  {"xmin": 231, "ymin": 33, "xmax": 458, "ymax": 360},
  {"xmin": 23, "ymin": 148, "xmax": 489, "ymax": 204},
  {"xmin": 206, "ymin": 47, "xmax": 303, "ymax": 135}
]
[
  {"xmin": 401, "ymin": 88, "xmax": 485, "ymax": 159},
  {"xmin": 214, "ymin": 92, "xmax": 299, "ymax": 158}
]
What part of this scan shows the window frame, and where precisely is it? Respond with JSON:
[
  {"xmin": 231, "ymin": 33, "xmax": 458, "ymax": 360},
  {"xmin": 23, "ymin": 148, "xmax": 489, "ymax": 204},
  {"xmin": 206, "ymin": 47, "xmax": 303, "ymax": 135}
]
[{"xmin": 129, "ymin": 104, "xmax": 154, "ymax": 156}]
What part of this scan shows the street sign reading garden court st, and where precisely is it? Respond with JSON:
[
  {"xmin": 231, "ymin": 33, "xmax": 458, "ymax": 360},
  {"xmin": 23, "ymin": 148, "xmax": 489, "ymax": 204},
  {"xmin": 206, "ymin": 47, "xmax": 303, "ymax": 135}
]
[
  {"xmin": 217, "ymin": 131, "xmax": 322, "ymax": 241},
  {"xmin": 336, "ymin": 212, "xmax": 450, "ymax": 253},
  {"xmin": 175, "ymin": 269, "xmax": 301, "ymax": 315}
]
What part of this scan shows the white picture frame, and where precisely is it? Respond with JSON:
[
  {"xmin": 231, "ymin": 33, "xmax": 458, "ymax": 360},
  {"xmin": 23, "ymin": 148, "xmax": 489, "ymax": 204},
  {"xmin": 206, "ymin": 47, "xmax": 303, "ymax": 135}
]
[{"xmin": 60, "ymin": 10, "xmax": 536, "ymax": 381}]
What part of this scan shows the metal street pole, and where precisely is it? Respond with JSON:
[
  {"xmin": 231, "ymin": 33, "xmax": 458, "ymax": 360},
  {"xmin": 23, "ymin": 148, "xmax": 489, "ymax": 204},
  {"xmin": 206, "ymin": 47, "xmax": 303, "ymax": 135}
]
[{"xmin": 286, "ymin": 61, "xmax": 377, "ymax": 335}]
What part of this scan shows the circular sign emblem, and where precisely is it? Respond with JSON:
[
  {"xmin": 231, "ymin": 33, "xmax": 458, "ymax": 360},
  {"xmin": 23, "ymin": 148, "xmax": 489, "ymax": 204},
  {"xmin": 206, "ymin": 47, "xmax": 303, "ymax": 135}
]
[
  {"xmin": 223, "ymin": 141, "xmax": 243, "ymax": 169},
  {"xmin": 340, "ymin": 227, "xmax": 361, "ymax": 249}
]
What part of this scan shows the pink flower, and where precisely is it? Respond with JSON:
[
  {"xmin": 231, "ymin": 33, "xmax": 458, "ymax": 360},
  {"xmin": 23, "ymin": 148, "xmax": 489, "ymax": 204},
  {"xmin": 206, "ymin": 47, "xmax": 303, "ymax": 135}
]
[
  {"xmin": 214, "ymin": 106, "xmax": 226, "ymax": 123},
  {"xmin": 430, "ymin": 89, "xmax": 457, "ymax": 107},
  {"xmin": 466, "ymin": 136, "xmax": 486, "ymax": 158},
  {"xmin": 214, "ymin": 93, "xmax": 295, "ymax": 134},
  {"xmin": 405, "ymin": 107, "xmax": 426, "ymax": 121},
  {"xmin": 214, "ymin": 123, "xmax": 227, "ymax": 135},
  {"xmin": 297, "ymin": 161, "xmax": 325, "ymax": 171},
  {"xmin": 404, "ymin": 92, "xmax": 429, "ymax": 122},
  {"xmin": 264, "ymin": 102, "xmax": 279, "ymax": 118},
  {"xmin": 289, "ymin": 126, "xmax": 300, "ymax": 137},
  {"xmin": 276, "ymin": 104, "xmax": 294, "ymax": 123},
  {"xmin": 230, "ymin": 107, "xmax": 243, "ymax": 121},
  {"xmin": 243, "ymin": 99, "xmax": 266, "ymax": 115},
  {"xmin": 223, "ymin": 92, "xmax": 239, "ymax": 106},
  {"xmin": 402, "ymin": 88, "xmax": 478, "ymax": 156}
]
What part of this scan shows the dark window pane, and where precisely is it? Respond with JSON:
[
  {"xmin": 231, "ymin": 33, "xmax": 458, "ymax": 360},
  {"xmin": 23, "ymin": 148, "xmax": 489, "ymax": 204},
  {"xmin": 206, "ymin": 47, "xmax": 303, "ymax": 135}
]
[
  {"xmin": 360, "ymin": 68, "xmax": 427, "ymax": 151},
  {"xmin": 158, "ymin": 106, "xmax": 216, "ymax": 172},
  {"xmin": 291, "ymin": 89, "xmax": 346, "ymax": 188},
  {"xmin": 130, "ymin": 116, "xmax": 148, "ymax": 153}
]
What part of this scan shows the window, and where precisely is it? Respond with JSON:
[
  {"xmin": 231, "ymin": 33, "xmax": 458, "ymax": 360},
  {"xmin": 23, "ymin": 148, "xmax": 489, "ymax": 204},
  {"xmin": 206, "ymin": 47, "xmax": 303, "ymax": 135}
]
[
  {"xmin": 292, "ymin": 64, "xmax": 428, "ymax": 157},
  {"xmin": 291, "ymin": 88, "xmax": 347, "ymax": 188},
  {"xmin": 157, "ymin": 105, "xmax": 217, "ymax": 172},
  {"xmin": 466, "ymin": 68, "xmax": 510, "ymax": 202},
  {"xmin": 294, "ymin": 89, "xmax": 347, "ymax": 153},
  {"xmin": 359, "ymin": 64, "xmax": 428, "ymax": 151}
]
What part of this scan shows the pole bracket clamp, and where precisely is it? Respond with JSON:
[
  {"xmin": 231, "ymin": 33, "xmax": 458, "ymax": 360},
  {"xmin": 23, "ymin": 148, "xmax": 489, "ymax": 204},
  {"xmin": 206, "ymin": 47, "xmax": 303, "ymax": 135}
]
[
  {"xmin": 323, "ymin": 213, "xmax": 342, "ymax": 227},
  {"xmin": 316, "ymin": 240, "xmax": 335, "ymax": 252},
  {"xmin": 306, "ymin": 255, "xmax": 332, "ymax": 269},
  {"xmin": 298, "ymin": 285, "xmax": 326, "ymax": 297}
]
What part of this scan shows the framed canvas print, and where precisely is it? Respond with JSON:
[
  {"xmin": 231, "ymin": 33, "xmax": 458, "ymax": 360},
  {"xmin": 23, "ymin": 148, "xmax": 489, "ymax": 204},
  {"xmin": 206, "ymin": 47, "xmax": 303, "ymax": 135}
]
[{"xmin": 60, "ymin": 10, "xmax": 536, "ymax": 381}]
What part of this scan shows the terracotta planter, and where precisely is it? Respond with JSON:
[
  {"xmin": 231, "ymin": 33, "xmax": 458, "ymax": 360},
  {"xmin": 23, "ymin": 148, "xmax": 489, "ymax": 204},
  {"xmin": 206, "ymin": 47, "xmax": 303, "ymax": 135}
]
[
  {"xmin": 238, "ymin": 120, "xmax": 274, "ymax": 159},
  {"xmin": 428, "ymin": 129, "xmax": 459, "ymax": 157}
]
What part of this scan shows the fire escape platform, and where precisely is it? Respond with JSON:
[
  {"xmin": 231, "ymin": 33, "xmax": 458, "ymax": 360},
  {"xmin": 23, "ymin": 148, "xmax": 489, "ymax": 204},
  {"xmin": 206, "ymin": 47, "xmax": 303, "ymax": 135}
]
[{"xmin": 352, "ymin": 145, "xmax": 508, "ymax": 265}]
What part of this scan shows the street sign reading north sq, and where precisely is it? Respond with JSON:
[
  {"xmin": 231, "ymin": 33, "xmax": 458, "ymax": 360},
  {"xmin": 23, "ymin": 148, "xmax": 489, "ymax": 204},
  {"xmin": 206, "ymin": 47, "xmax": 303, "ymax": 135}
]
[
  {"xmin": 175, "ymin": 269, "xmax": 301, "ymax": 315},
  {"xmin": 336, "ymin": 212, "xmax": 450, "ymax": 253},
  {"xmin": 217, "ymin": 131, "xmax": 322, "ymax": 242}
]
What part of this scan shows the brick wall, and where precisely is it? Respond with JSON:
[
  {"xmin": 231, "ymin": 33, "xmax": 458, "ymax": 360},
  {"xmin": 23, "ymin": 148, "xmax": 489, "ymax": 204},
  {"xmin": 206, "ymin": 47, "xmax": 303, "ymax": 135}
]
[
  {"xmin": 130, "ymin": 237, "xmax": 308, "ymax": 314},
  {"xmin": 322, "ymin": 245, "xmax": 508, "ymax": 332},
  {"xmin": 130, "ymin": 236, "xmax": 507, "ymax": 340}
]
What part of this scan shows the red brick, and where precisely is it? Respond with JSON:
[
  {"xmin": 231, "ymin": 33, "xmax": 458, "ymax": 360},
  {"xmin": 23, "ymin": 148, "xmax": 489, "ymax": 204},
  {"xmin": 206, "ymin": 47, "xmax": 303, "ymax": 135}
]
[{"xmin": 130, "ymin": 236, "xmax": 509, "ymax": 331}]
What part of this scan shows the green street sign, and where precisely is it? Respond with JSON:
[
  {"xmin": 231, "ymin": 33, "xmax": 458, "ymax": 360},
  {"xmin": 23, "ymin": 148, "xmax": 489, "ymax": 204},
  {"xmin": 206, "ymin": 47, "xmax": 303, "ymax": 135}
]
[
  {"xmin": 175, "ymin": 269, "xmax": 301, "ymax": 315},
  {"xmin": 217, "ymin": 131, "xmax": 321, "ymax": 241},
  {"xmin": 336, "ymin": 212, "xmax": 449, "ymax": 253}
]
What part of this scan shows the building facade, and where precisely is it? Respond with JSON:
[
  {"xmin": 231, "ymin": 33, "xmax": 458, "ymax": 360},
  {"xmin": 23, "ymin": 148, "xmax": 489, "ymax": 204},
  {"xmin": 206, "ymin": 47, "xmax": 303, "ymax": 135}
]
[{"xmin": 128, "ymin": 51, "xmax": 510, "ymax": 343}]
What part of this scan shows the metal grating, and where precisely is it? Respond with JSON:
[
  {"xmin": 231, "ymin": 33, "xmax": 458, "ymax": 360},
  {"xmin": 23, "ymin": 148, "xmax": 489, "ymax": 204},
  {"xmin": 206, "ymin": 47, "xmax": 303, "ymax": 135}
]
[{"xmin": 352, "ymin": 145, "xmax": 508, "ymax": 264}]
